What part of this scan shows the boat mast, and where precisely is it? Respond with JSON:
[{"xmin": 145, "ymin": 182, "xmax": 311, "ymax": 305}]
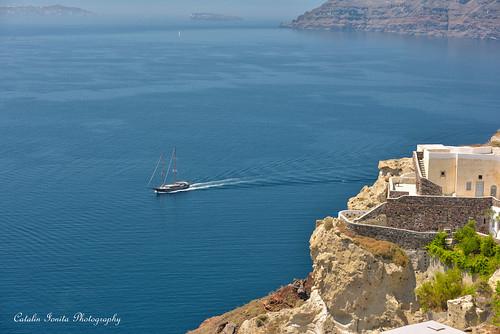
[
  {"xmin": 148, "ymin": 154, "xmax": 163, "ymax": 186},
  {"xmin": 172, "ymin": 147, "xmax": 177, "ymax": 182},
  {"xmin": 161, "ymin": 155, "xmax": 165, "ymax": 182},
  {"xmin": 162, "ymin": 148, "xmax": 174, "ymax": 185}
]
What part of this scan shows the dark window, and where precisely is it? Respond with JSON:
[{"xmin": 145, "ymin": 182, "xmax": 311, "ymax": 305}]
[
  {"xmin": 479, "ymin": 175, "xmax": 483, "ymax": 180},
  {"xmin": 440, "ymin": 171, "xmax": 446, "ymax": 177},
  {"xmin": 491, "ymin": 185, "xmax": 498, "ymax": 197}
]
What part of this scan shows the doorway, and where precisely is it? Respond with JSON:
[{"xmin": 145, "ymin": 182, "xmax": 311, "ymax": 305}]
[{"xmin": 475, "ymin": 181, "xmax": 484, "ymax": 197}]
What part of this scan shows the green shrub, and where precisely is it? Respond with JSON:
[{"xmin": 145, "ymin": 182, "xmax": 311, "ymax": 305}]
[
  {"xmin": 481, "ymin": 235, "xmax": 497, "ymax": 257},
  {"xmin": 493, "ymin": 282, "xmax": 500, "ymax": 326},
  {"xmin": 416, "ymin": 268, "xmax": 475, "ymax": 311},
  {"xmin": 455, "ymin": 220, "xmax": 481, "ymax": 255},
  {"xmin": 429, "ymin": 232, "xmax": 447, "ymax": 249},
  {"xmin": 426, "ymin": 220, "xmax": 500, "ymax": 278}
]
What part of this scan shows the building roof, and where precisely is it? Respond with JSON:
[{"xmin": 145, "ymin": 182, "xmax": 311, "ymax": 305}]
[
  {"xmin": 381, "ymin": 321, "xmax": 465, "ymax": 334},
  {"xmin": 417, "ymin": 144, "xmax": 500, "ymax": 156}
]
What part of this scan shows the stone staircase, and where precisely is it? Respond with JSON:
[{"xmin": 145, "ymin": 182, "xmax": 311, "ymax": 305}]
[{"xmin": 418, "ymin": 158, "xmax": 426, "ymax": 178}]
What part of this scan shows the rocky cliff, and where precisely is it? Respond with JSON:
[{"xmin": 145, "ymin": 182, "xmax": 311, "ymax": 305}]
[
  {"xmin": 190, "ymin": 217, "xmax": 419, "ymax": 334},
  {"xmin": 347, "ymin": 158, "xmax": 414, "ymax": 211},
  {"xmin": 490, "ymin": 130, "xmax": 500, "ymax": 146},
  {"xmin": 190, "ymin": 135, "xmax": 500, "ymax": 334},
  {"xmin": 285, "ymin": 0, "xmax": 500, "ymax": 40}
]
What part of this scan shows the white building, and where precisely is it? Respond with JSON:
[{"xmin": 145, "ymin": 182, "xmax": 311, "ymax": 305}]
[
  {"xmin": 387, "ymin": 144, "xmax": 500, "ymax": 239},
  {"xmin": 417, "ymin": 144, "xmax": 500, "ymax": 198}
]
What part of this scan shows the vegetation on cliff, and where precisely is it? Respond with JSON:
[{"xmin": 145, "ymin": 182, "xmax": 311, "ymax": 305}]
[
  {"xmin": 493, "ymin": 282, "xmax": 500, "ymax": 326},
  {"xmin": 416, "ymin": 268, "xmax": 475, "ymax": 311},
  {"xmin": 417, "ymin": 221, "xmax": 500, "ymax": 323},
  {"xmin": 427, "ymin": 220, "xmax": 500, "ymax": 278}
]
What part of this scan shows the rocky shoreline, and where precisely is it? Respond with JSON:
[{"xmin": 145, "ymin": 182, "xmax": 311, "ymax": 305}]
[{"xmin": 284, "ymin": 0, "xmax": 500, "ymax": 40}]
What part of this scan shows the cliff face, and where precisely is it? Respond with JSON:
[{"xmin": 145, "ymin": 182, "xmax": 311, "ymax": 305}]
[
  {"xmin": 490, "ymin": 130, "xmax": 500, "ymax": 146},
  {"xmin": 348, "ymin": 158, "xmax": 414, "ymax": 211},
  {"xmin": 190, "ymin": 217, "xmax": 420, "ymax": 334},
  {"xmin": 304, "ymin": 218, "xmax": 417, "ymax": 332},
  {"xmin": 286, "ymin": 0, "xmax": 500, "ymax": 40}
]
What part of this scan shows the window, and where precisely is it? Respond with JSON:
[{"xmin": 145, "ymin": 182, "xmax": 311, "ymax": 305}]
[
  {"xmin": 478, "ymin": 175, "xmax": 483, "ymax": 180},
  {"xmin": 492, "ymin": 185, "xmax": 498, "ymax": 198},
  {"xmin": 466, "ymin": 182, "xmax": 472, "ymax": 191},
  {"xmin": 440, "ymin": 171, "xmax": 446, "ymax": 177}
]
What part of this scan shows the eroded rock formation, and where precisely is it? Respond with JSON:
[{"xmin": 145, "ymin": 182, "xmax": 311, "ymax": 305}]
[
  {"xmin": 490, "ymin": 130, "xmax": 500, "ymax": 146},
  {"xmin": 308, "ymin": 218, "xmax": 416, "ymax": 332},
  {"xmin": 347, "ymin": 158, "xmax": 414, "ymax": 210},
  {"xmin": 190, "ymin": 218, "xmax": 418, "ymax": 334}
]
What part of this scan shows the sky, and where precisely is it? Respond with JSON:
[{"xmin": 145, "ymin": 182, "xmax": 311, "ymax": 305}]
[{"xmin": 0, "ymin": 0, "xmax": 325, "ymax": 20}]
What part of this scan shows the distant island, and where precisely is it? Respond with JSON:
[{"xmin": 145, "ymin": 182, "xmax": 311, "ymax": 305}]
[
  {"xmin": 190, "ymin": 13, "xmax": 242, "ymax": 22},
  {"xmin": 0, "ymin": 5, "xmax": 93, "ymax": 17},
  {"xmin": 284, "ymin": 0, "xmax": 500, "ymax": 40}
]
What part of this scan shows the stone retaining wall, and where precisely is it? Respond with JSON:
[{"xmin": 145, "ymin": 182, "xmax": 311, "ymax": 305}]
[
  {"xmin": 357, "ymin": 195, "xmax": 493, "ymax": 234},
  {"xmin": 339, "ymin": 210, "xmax": 437, "ymax": 249},
  {"xmin": 347, "ymin": 221, "xmax": 438, "ymax": 249},
  {"xmin": 357, "ymin": 202, "xmax": 386, "ymax": 221}
]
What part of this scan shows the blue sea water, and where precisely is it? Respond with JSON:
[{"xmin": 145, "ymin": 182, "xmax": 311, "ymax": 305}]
[{"xmin": 0, "ymin": 23, "xmax": 499, "ymax": 333}]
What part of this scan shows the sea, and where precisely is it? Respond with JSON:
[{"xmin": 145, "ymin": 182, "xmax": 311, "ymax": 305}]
[{"xmin": 0, "ymin": 21, "xmax": 499, "ymax": 334}]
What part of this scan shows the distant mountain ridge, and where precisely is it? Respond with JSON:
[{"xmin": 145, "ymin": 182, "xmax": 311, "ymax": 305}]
[
  {"xmin": 190, "ymin": 13, "xmax": 242, "ymax": 21},
  {"xmin": 0, "ymin": 5, "xmax": 93, "ymax": 16},
  {"xmin": 285, "ymin": 0, "xmax": 500, "ymax": 40}
]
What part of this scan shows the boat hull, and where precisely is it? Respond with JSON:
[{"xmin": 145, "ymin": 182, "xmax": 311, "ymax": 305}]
[{"xmin": 154, "ymin": 182, "xmax": 190, "ymax": 194}]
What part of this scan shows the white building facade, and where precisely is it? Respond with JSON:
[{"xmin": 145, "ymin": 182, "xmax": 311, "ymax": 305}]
[{"xmin": 417, "ymin": 144, "xmax": 500, "ymax": 198}]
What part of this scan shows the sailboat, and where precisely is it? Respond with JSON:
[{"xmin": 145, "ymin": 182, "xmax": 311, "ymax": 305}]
[{"xmin": 149, "ymin": 148, "xmax": 190, "ymax": 194}]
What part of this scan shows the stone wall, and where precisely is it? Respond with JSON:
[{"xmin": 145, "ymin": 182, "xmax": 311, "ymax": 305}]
[
  {"xmin": 347, "ymin": 221, "xmax": 438, "ymax": 249},
  {"xmin": 420, "ymin": 178, "xmax": 443, "ymax": 196},
  {"xmin": 358, "ymin": 202, "xmax": 386, "ymax": 221},
  {"xmin": 388, "ymin": 190, "xmax": 409, "ymax": 199},
  {"xmin": 357, "ymin": 195, "xmax": 493, "ymax": 234}
]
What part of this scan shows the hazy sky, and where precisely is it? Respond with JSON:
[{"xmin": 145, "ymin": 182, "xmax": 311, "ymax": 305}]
[{"xmin": 1, "ymin": 0, "xmax": 325, "ymax": 19}]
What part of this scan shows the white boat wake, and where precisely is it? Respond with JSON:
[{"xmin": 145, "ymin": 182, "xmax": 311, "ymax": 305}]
[{"xmin": 168, "ymin": 178, "xmax": 248, "ymax": 193}]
